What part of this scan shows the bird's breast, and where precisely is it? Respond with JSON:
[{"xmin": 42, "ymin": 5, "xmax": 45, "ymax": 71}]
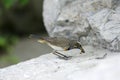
[{"xmin": 47, "ymin": 43, "xmax": 64, "ymax": 50}]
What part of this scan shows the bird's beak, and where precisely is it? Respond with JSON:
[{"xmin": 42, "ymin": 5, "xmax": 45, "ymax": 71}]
[{"xmin": 38, "ymin": 39, "xmax": 46, "ymax": 43}]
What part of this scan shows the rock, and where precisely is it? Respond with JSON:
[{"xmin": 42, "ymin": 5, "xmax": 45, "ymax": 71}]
[
  {"xmin": 0, "ymin": 45, "xmax": 120, "ymax": 80},
  {"xmin": 88, "ymin": 7, "xmax": 120, "ymax": 51},
  {"xmin": 43, "ymin": 0, "xmax": 120, "ymax": 51}
]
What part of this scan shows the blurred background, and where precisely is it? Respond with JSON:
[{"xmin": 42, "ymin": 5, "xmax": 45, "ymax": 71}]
[{"xmin": 0, "ymin": 0, "xmax": 53, "ymax": 68}]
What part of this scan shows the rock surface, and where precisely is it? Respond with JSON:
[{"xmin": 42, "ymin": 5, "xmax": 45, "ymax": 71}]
[
  {"xmin": 43, "ymin": 0, "xmax": 120, "ymax": 51},
  {"xmin": 0, "ymin": 45, "xmax": 120, "ymax": 80}
]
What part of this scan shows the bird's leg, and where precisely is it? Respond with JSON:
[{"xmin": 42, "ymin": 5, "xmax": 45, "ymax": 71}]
[
  {"xmin": 79, "ymin": 46, "xmax": 85, "ymax": 54},
  {"xmin": 52, "ymin": 50, "xmax": 71, "ymax": 60},
  {"xmin": 75, "ymin": 42, "xmax": 85, "ymax": 54}
]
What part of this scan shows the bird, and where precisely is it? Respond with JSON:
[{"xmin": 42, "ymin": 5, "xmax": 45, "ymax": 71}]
[{"xmin": 37, "ymin": 36, "xmax": 85, "ymax": 60}]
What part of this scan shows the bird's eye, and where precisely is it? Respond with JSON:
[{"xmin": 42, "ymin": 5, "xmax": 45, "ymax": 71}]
[{"xmin": 65, "ymin": 19, "xmax": 69, "ymax": 23}]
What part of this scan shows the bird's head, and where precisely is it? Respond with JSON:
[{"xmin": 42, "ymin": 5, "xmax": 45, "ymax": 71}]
[
  {"xmin": 38, "ymin": 37, "xmax": 50, "ymax": 44},
  {"xmin": 73, "ymin": 42, "xmax": 85, "ymax": 53},
  {"xmin": 37, "ymin": 37, "xmax": 52, "ymax": 44}
]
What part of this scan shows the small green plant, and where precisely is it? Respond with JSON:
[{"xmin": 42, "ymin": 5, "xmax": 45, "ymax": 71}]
[
  {"xmin": 0, "ymin": 36, "xmax": 7, "ymax": 48},
  {"xmin": 0, "ymin": 35, "xmax": 18, "ymax": 54}
]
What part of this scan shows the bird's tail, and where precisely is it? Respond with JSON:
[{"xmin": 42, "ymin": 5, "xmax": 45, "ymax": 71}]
[{"xmin": 29, "ymin": 34, "xmax": 46, "ymax": 43}]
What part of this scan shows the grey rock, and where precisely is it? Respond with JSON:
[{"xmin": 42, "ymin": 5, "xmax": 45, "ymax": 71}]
[
  {"xmin": 88, "ymin": 8, "xmax": 120, "ymax": 51},
  {"xmin": 0, "ymin": 45, "xmax": 120, "ymax": 80},
  {"xmin": 43, "ymin": 0, "xmax": 120, "ymax": 51}
]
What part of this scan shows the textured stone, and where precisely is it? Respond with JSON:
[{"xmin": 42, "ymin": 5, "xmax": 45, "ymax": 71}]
[
  {"xmin": 0, "ymin": 45, "xmax": 120, "ymax": 80},
  {"xmin": 43, "ymin": 0, "xmax": 120, "ymax": 51},
  {"xmin": 0, "ymin": 46, "xmax": 120, "ymax": 80},
  {"xmin": 88, "ymin": 7, "xmax": 120, "ymax": 51}
]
